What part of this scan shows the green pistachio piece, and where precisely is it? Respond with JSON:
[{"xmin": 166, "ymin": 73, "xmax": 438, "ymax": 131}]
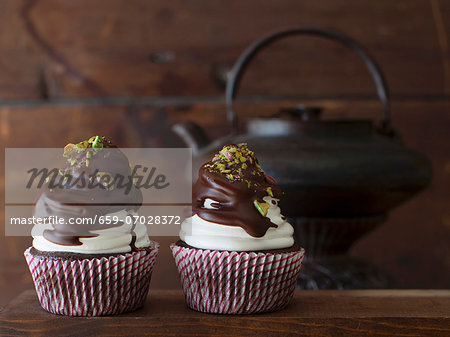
[
  {"xmin": 253, "ymin": 200, "xmax": 269, "ymax": 216},
  {"xmin": 92, "ymin": 136, "xmax": 101, "ymax": 149},
  {"xmin": 63, "ymin": 143, "xmax": 75, "ymax": 157},
  {"xmin": 75, "ymin": 141, "xmax": 89, "ymax": 151}
]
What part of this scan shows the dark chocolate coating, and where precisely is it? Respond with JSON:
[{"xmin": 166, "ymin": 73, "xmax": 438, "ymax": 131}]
[
  {"xmin": 193, "ymin": 149, "xmax": 282, "ymax": 238},
  {"xmin": 33, "ymin": 138, "xmax": 142, "ymax": 249}
]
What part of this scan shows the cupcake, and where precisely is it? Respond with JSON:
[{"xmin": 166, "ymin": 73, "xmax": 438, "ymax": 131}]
[
  {"xmin": 24, "ymin": 136, "xmax": 159, "ymax": 316},
  {"xmin": 171, "ymin": 144, "xmax": 305, "ymax": 314}
]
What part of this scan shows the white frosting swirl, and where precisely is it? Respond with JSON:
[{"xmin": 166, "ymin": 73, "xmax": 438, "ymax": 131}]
[
  {"xmin": 180, "ymin": 197, "xmax": 294, "ymax": 251},
  {"xmin": 32, "ymin": 210, "xmax": 151, "ymax": 254}
]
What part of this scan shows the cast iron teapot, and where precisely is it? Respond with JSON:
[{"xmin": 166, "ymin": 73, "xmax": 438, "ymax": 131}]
[{"xmin": 173, "ymin": 27, "xmax": 432, "ymax": 219}]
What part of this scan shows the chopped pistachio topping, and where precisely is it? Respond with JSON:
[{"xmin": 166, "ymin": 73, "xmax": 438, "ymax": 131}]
[
  {"xmin": 266, "ymin": 187, "xmax": 273, "ymax": 197},
  {"xmin": 204, "ymin": 143, "xmax": 264, "ymax": 187},
  {"xmin": 63, "ymin": 136, "xmax": 107, "ymax": 167},
  {"xmin": 64, "ymin": 136, "xmax": 106, "ymax": 156}
]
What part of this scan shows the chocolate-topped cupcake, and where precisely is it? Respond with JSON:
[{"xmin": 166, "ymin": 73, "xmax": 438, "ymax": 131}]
[
  {"xmin": 24, "ymin": 136, "xmax": 159, "ymax": 316},
  {"xmin": 171, "ymin": 144, "xmax": 305, "ymax": 314}
]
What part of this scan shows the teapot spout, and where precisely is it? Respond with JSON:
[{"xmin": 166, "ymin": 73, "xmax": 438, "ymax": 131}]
[{"xmin": 172, "ymin": 121, "xmax": 210, "ymax": 155}]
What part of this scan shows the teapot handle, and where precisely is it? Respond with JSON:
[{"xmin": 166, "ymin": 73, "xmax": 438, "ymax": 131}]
[{"xmin": 226, "ymin": 26, "xmax": 391, "ymax": 135}]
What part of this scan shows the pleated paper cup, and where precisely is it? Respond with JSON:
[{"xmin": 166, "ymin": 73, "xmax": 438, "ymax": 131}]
[
  {"xmin": 170, "ymin": 243, "xmax": 305, "ymax": 314},
  {"xmin": 24, "ymin": 241, "xmax": 159, "ymax": 316}
]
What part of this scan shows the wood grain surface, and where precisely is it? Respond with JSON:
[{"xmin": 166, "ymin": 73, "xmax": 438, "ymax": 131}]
[
  {"xmin": 0, "ymin": 0, "xmax": 447, "ymax": 100},
  {"xmin": 0, "ymin": 289, "xmax": 449, "ymax": 336}
]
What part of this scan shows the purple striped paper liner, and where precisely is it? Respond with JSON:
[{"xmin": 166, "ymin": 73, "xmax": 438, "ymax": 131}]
[
  {"xmin": 24, "ymin": 241, "xmax": 159, "ymax": 316},
  {"xmin": 170, "ymin": 244, "xmax": 305, "ymax": 314}
]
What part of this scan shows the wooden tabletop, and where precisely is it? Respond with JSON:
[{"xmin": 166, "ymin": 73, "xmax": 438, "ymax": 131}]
[{"xmin": 0, "ymin": 289, "xmax": 449, "ymax": 336}]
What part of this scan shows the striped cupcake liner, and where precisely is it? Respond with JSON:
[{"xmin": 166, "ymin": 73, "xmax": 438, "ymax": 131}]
[
  {"xmin": 170, "ymin": 244, "xmax": 305, "ymax": 314},
  {"xmin": 24, "ymin": 241, "xmax": 159, "ymax": 316}
]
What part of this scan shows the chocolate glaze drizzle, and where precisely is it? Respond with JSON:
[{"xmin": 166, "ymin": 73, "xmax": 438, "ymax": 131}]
[
  {"xmin": 193, "ymin": 144, "xmax": 282, "ymax": 238},
  {"xmin": 33, "ymin": 137, "xmax": 142, "ymax": 250}
]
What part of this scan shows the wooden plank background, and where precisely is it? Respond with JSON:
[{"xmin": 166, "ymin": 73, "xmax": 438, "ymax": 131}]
[
  {"xmin": 0, "ymin": 0, "xmax": 447, "ymax": 100},
  {"xmin": 0, "ymin": 0, "xmax": 449, "ymax": 307}
]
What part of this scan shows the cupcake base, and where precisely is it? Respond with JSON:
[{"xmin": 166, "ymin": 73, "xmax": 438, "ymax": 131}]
[
  {"xmin": 170, "ymin": 243, "xmax": 305, "ymax": 314},
  {"xmin": 24, "ymin": 241, "xmax": 159, "ymax": 316}
]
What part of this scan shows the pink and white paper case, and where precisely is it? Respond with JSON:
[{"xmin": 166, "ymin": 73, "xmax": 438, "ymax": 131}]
[
  {"xmin": 171, "ymin": 243, "xmax": 305, "ymax": 314},
  {"xmin": 24, "ymin": 241, "xmax": 159, "ymax": 316}
]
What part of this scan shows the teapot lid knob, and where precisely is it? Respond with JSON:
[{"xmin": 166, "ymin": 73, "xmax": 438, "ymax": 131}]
[{"xmin": 278, "ymin": 105, "xmax": 322, "ymax": 121}]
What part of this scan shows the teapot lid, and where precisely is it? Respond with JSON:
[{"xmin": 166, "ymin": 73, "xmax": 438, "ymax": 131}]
[{"xmin": 246, "ymin": 105, "xmax": 374, "ymax": 137}]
